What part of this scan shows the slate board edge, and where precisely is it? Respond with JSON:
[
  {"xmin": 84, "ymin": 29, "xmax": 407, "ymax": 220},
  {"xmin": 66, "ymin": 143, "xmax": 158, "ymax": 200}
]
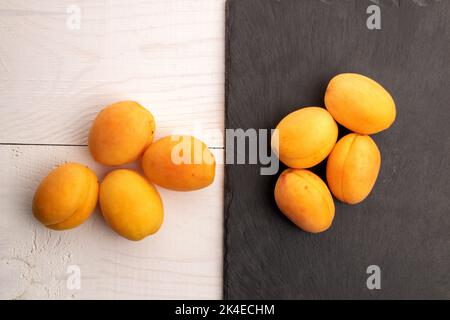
[{"xmin": 223, "ymin": 0, "xmax": 233, "ymax": 300}]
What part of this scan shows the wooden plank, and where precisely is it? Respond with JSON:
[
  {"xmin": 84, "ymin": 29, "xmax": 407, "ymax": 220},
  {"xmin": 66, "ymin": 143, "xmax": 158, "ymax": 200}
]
[
  {"xmin": 0, "ymin": 144, "xmax": 223, "ymax": 299},
  {"xmin": 0, "ymin": 0, "xmax": 225, "ymax": 147},
  {"xmin": 225, "ymin": 0, "xmax": 450, "ymax": 299}
]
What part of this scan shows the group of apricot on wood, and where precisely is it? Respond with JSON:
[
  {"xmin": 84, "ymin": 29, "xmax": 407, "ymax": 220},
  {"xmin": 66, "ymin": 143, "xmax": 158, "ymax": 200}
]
[
  {"xmin": 273, "ymin": 73, "xmax": 396, "ymax": 233},
  {"xmin": 32, "ymin": 101, "xmax": 216, "ymax": 241}
]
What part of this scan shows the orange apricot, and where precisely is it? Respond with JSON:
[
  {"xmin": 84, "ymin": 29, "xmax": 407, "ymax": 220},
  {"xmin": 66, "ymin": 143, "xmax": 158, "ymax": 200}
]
[
  {"xmin": 326, "ymin": 133, "xmax": 381, "ymax": 204},
  {"xmin": 89, "ymin": 100, "xmax": 155, "ymax": 166},
  {"xmin": 272, "ymin": 107, "xmax": 338, "ymax": 168},
  {"xmin": 325, "ymin": 73, "xmax": 396, "ymax": 134},
  {"xmin": 99, "ymin": 169, "xmax": 164, "ymax": 241},
  {"xmin": 141, "ymin": 135, "xmax": 216, "ymax": 191},
  {"xmin": 274, "ymin": 169, "xmax": 335, "ymax": 233},
  {"xmin": 32, "ymin": 163, "xmax": 98, "ymax": 230}
]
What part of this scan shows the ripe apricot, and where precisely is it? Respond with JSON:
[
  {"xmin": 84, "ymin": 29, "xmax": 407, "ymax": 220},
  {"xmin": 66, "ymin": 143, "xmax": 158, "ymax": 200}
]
[
  {"xmin": 88, "ymin": 100, "xmax": 155, "ymax": 166},
  {"xmin": 141, "ymin": 135, "xmax": 216, "ymax": 191},
  {"xmin": 99, "ymin": 169, "xmax": 164, "ymax": 241},
  {"xmin": 274, "ymin": 169, "xmax": 335, "ymax": 233},
  {"xmin": 325, "ymin": 73, "xmax": 396, "ymax": 134},
  {"xmin": 326, "ymin": 133, "xmax": 381, "ymax": 204},
  {"xmin": 272, "ymin": 107, "xmax": 338, "ymax": 168},
  {"xmin": 32, "ymin": 163, "xmax": 99, "ymax": 230}
]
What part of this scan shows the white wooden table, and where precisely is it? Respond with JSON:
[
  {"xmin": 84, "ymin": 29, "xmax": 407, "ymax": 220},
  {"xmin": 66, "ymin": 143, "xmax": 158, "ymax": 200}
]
[{"xmin": 0, "ymin": 0, "xmax": 224, "ymax": 299}]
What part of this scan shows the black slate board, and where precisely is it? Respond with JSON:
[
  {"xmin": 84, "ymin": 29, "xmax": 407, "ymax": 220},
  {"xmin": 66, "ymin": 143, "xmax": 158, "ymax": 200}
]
[{"xmin": 224, "ymin": 0, "xmax": 450, "ymax": 299}]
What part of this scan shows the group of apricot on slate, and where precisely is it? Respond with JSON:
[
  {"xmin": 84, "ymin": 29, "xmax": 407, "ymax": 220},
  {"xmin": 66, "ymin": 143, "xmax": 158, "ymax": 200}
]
[
  {"xmin": 32, "ymin": 101, "xmax": 216, "ymax": 241},
  {"xmin": 272, "ymin": 73, "xmax": 396, "ymax": 233}
]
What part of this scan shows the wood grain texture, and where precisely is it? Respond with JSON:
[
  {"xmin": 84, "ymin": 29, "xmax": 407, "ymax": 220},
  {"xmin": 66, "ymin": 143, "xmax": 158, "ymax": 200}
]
[
  {"xmin": 0, "ymin": 145, "xmax": 223, "ymax": 299},
  {"xmin": 0, "ymin": 0, "xmax": 225, "ymax": 300},
  {"xmin": 225, "ymin": 0, "xmax": 450, "ymax": 299},
  {"xmin": 0, "ymin": 0, "xmax": 225, "ymax": 147}
]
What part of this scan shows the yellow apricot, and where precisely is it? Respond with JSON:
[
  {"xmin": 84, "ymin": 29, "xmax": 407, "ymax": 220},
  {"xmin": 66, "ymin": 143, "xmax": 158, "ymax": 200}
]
[
  {"xmin": 325, "ymin": 73, "xmax": 396, "ymax": 134},
  {"xmin": 88, "ymin": 100, "xmax": 155, "ymax": 166},
  {"xmin": 272, "ymin": 107, "xmax": 338, "ymax": 168},
  {"xmin": 99, "ymin": 169, "xmax": 164, "ymax": 241},
  {"xmin": 142, "ymin": 135, "xmax": 216, "ymax": 191},
  {"xmin": 274, "ymin": 169, "xmax": 335, "ymax": 233},
  {"xmin": 32, "ymin": 163, "xmax": 99, "ymax": 230},
  {"xmin": 326, "ymin": 133, "xmax": 381, "ymax": 204}
]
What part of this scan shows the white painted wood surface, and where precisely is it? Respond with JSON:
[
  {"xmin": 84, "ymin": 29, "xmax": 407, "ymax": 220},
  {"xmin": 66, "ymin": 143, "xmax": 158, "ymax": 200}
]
[
  {"xmin": 0, "ymin": 0, "xmax": 224, "ymax": 147},
  {"xmin": 0, "ymin": 0, "xmax": 225, "ymax": 299}
]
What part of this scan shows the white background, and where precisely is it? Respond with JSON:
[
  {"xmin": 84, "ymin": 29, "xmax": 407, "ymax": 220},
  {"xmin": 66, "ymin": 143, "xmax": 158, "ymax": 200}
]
[{"xmin": 0, "ymin": 0, "xmax": 225, "ymax": 299}]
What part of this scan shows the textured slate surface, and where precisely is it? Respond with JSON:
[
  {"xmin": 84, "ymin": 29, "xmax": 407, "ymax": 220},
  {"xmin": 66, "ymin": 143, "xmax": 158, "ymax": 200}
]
[{"xmin": 224, "ymin": 0, "xmax": 450, "ymax": 299}]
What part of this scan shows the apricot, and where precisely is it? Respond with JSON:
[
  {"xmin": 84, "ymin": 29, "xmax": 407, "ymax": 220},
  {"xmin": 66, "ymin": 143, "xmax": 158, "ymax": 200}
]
[
  {"xmin": 88, "ymin": 100, "xmax": 155, "ymax": 166},
  {"xmin": 325, "ymin": 73, "xmax": 396, "ymax": 134},
  {"xmin": 326, "ymin": 133, "xmax": 381, "ymax": 204},
  {"xmin": 274, "ymin": 169, "xmax": 335, "ymax": 233},
  {"xmin": 272, "ymin": 107, "xmax": 338, "ymax": 169},
  {"xmin": 32, "ymin": 163, "xmax": 99, "ymax": 230},
  {"xmin": 142, "ymin": 135, "xmax": 216, "ymax": 191},
  {"xmin": 99, "ymin": 169, "xmax": 164, "ymax": 241}
]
